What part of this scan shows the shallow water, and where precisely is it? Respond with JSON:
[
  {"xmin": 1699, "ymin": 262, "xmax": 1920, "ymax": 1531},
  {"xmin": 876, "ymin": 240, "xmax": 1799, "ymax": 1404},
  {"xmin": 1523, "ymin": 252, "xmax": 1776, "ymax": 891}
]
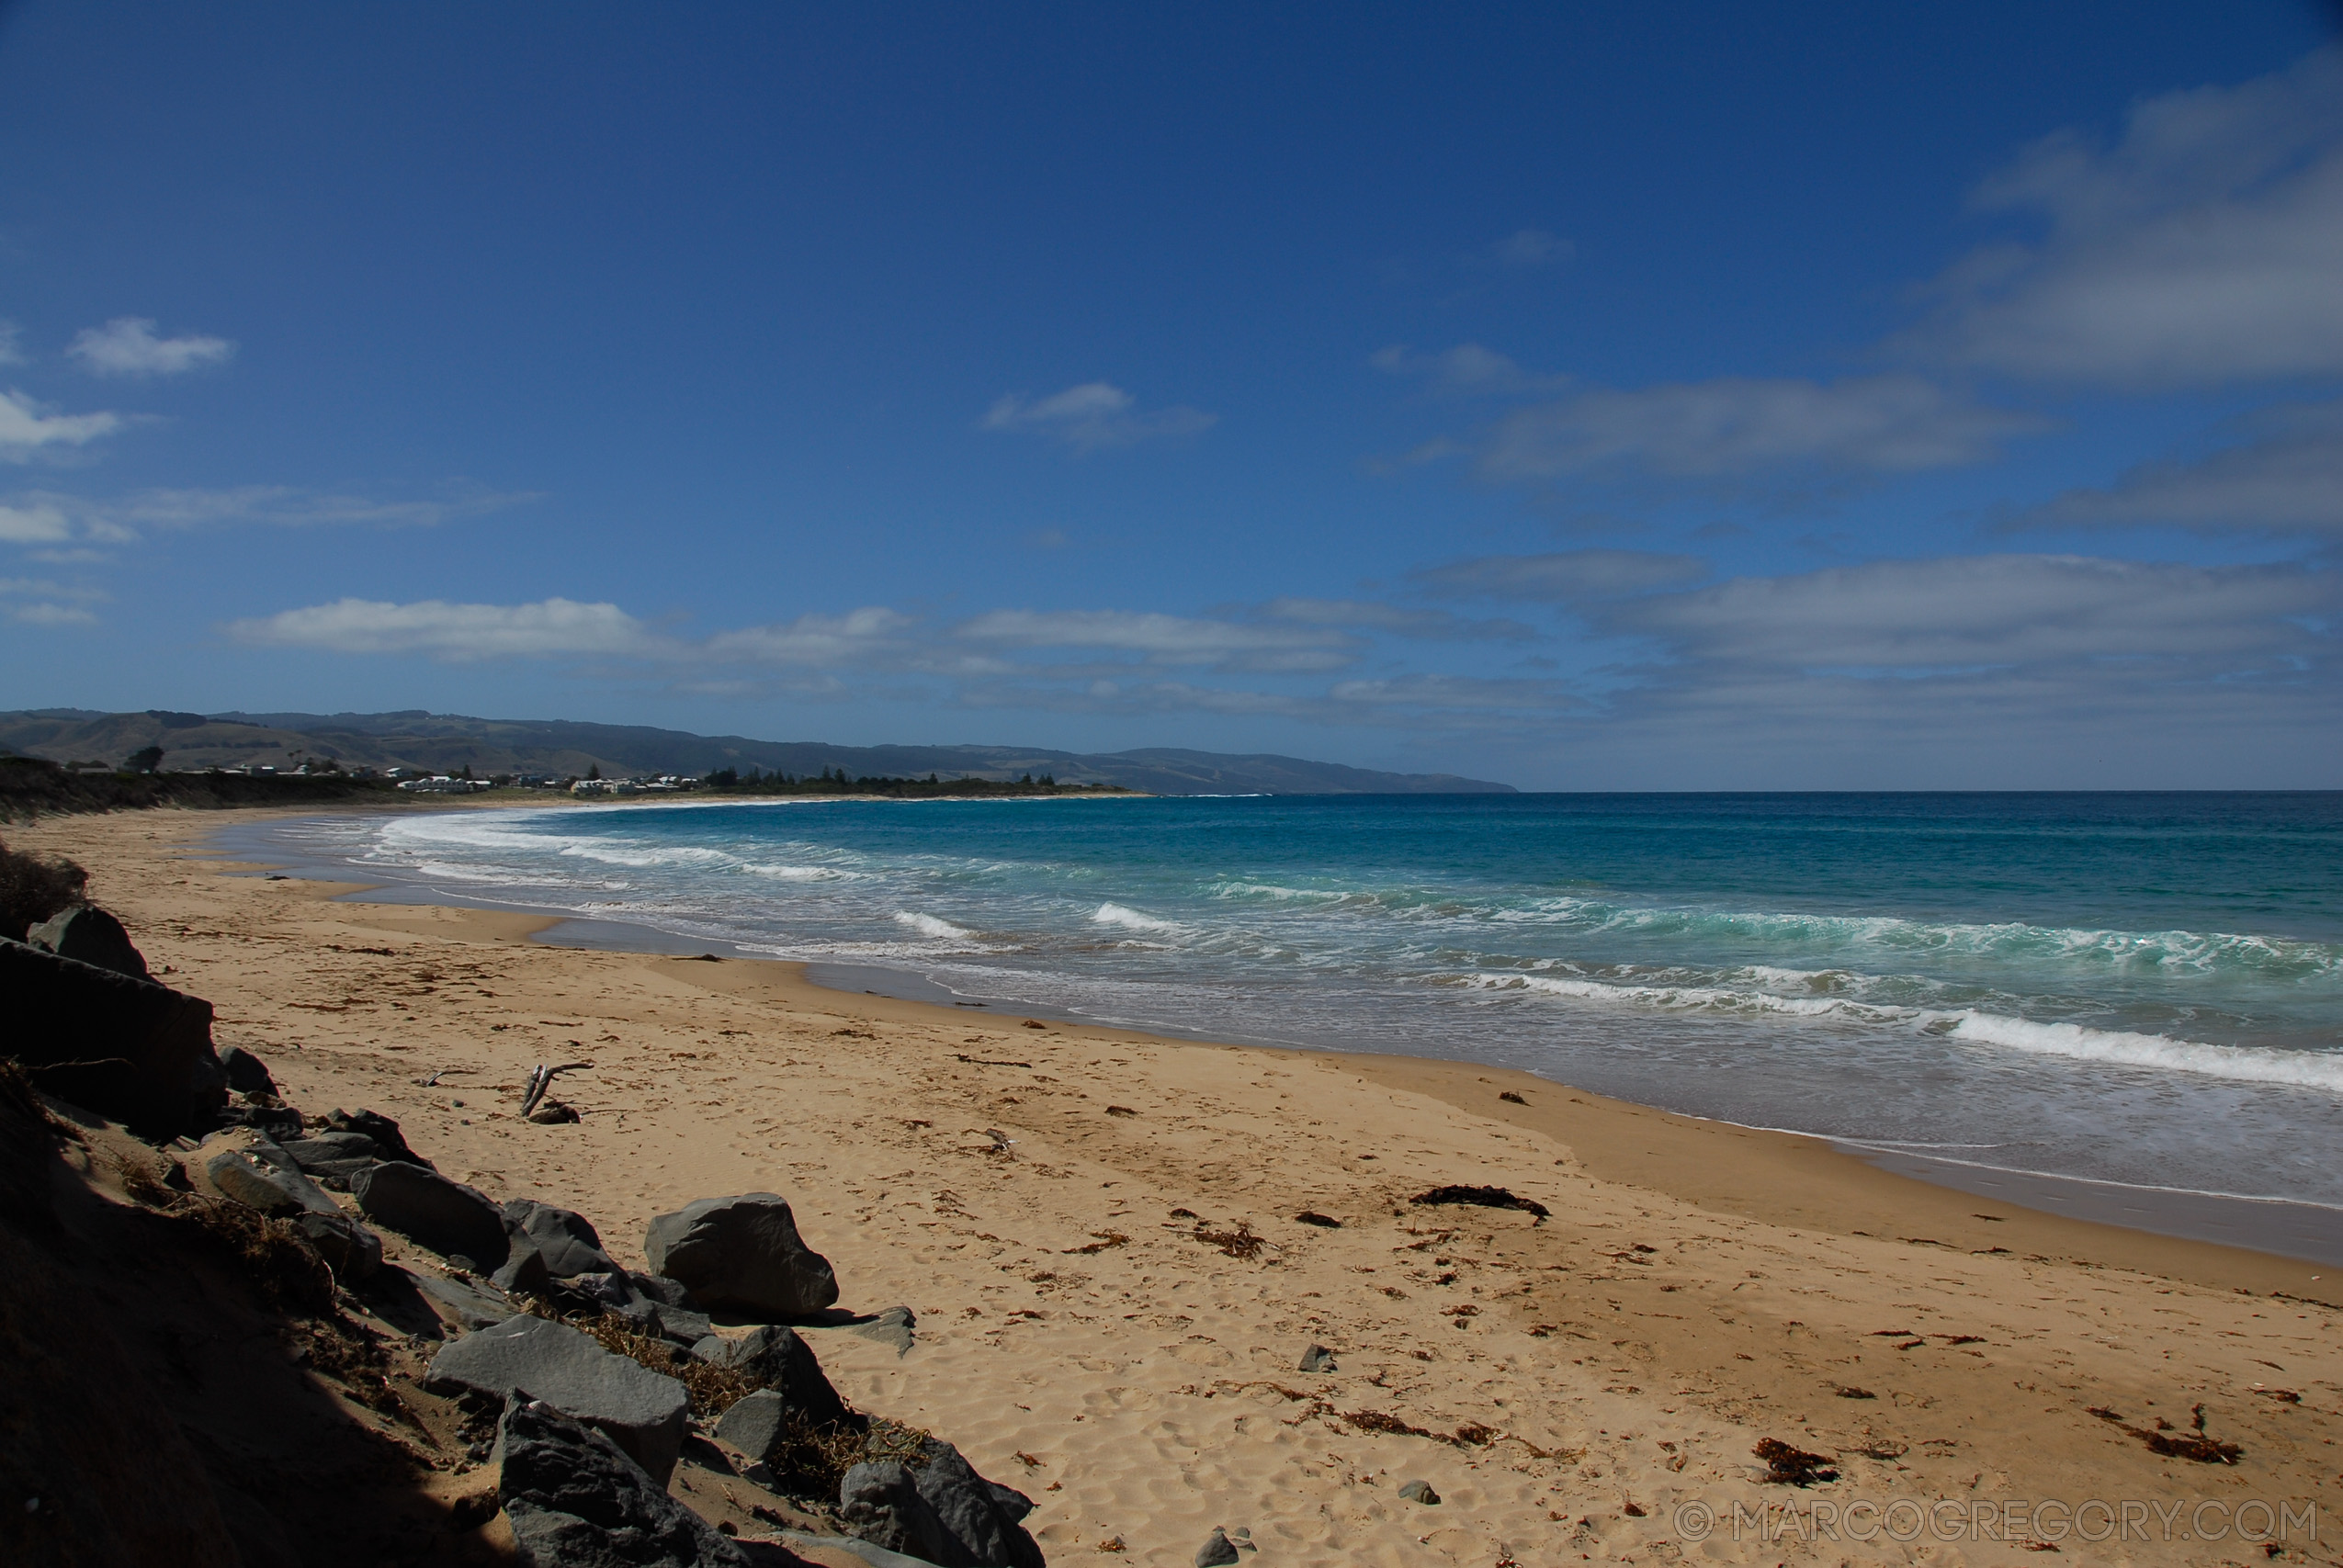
[{"xmin": 246, "ymin": 792, "xmax": 2343, "ymax": 1210}]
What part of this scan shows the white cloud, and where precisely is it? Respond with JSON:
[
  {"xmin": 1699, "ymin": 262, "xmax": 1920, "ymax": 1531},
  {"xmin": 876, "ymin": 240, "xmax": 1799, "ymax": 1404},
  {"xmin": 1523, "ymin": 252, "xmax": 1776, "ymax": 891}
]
[
  {"xmin": 1916, "ymin": 47, "xmax": 2343, "ymax": 387},
  {"xmin": 1372, "ymin": 343, "xmax": 1567, "ymax": 396},
  {"xmin": 0, "ymin": 390, "xmax": 123, "ymax": 463},
  {"xmin": 225, "ymin": 597, "xmax": 662, "ymax": 660},
  {"xmin": 0, "ymin": 575, "xmax": 105, "ymax": 626},
  {"xmin": 1414, "ymin": 549, "xmax": 1709, "ymax": 602},
  {"xmin": 0, "ymin": 322, "xmax": 23, "ymax": 367},
  {"xmin": 981, "ymin": 382, "xmax": 1217, "ymax": 451},
  {"xmin": 67, "ymin": 317, "xmax": 236, "ymax": 378},
  {"xmin": 1490, "ymin": 228, "xmax": 1573, "ymax": 268},
  {"xmin": 115, "ymin": 483, "xmax": 538, "ymax": 529},
  {"xmin": 1480, "ymin": 374, "xmax": 2047, "ymax": 479},
  {"xmin": 957, "ymin": 607, "xmax": 1355, "ymax": 671},
  {"xmin": 0, "ymin": 501, "xmax": 74, "ymax": 544},
  {"xmin": 2027, "ymin": 400, "xmax": 2343, "ymax": 538},
  {"xmin": 1259, "ymin": 596, "xmax": 1533, "ymax": 640},
  {"xmin": 703, "ymin": 608, "xmax": 919, "ymax": 667}
]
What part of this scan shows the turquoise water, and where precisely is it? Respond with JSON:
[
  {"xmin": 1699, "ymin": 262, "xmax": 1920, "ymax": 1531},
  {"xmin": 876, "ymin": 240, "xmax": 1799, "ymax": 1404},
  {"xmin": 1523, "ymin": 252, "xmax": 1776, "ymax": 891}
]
[{"xmin": 279, "ymin": 793, "xmax": 2343, "ymax": 1206}]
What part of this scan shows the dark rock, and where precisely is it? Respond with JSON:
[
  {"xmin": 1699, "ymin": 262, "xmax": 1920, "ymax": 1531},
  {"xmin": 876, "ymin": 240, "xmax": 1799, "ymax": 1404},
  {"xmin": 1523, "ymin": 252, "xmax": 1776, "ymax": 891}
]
[
  {"xmin": 1398, "ymin": 1479, "xmax": 1439, "ymax": 1505},
  {"xmin": 353, "ymin": 1161, "xmax": 508, "ymax": 1269},
  {"xmin": 319, "ymin": 1107, "xmax": 431, "ymax": 1168},
  {"xmin": 841, "ymin": 1438, "xmax": 1042, "ymax": 1568},
  {"xmin": 853, "ymin": 1305, "xmax": 915, "ymax": 1356},
  {"xmin": 205, "ymin": 1146, "xmax": 343, "ymax": 1218},
  {"xmin": 217, "ymin": 1046, "xmax": 277, "ymax": 1097},
  {"xmin": 0, "ymin": 937, "xmax": 225, "ymax": 1139},
  {"xmin": 297, "ymin": 1210, "xmax": 383, "ymax": 1283},
  {"xmin": 504, "ymin": 1200, "xmax": 618, "ymax": 1280},
  {"xmin": 399, "ymin": 1265, "xmax": 514, "ymax": 1333},
  {"xmin": 277, "ymin": 1130, "xmax": 384, "ymax": 1190},
  {"xmin": 431, "ymin": 1314, "xmax": 691, "ymax": 1483},
  {"xmin": 26, "ymin": 903, "xmax": 148, "ymax": 979},
  {"xmin": 644, "ymin": 1194, "xmax": 837, "ymax": 1318},
  {"xmin": 213, "ymin": 1102, "xmax": 302, "ymax": 1138},
  {"xmin": 1297, "ymin": 1344, "xmax": 1338, "ymax": 1374},
  {"xmin": 695, "ymin": 1325, "xmax": 848, "ymax": 1427},
  {"xmin": 712, "ymin": 1389, "xmax": 795, "ymax": 1466},
  {"xmin": 1194, "ymin": 1529, "xmax": 1239, "ymax": 1568},
  {"xmin": 496, "ymin": 1396, "xmax": 749, "ymax": 1567}
]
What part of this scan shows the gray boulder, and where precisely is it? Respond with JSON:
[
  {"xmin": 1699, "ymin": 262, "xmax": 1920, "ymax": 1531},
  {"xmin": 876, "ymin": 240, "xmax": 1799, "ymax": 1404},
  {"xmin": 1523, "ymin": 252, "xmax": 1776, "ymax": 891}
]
[
  {"xmin": 853, "ymin": 1305, "xmax": 916, "ymax": 1357},
  {"xmin": 26, "ymin": 904, "xmax": 148, "ymax": 979},
  {"xmin": 430, "ymin": 1314, "xmax": 690, "ymax": 1483},
  {"xmin": 206, "ymin": 1145, "xmax": 343, "ymax": 1218},
  {"xmin": 694, "ymin": 1325, "xmax": 848, "ymax": 1427},
  {"xmin": 1398, "ymin": 1478, "xmax": 1439, "ymax": 1505},
  {"xmin": 400, "ymin": 1265, "xmax": 515, "ymax": 1333},
  {"xmin": 353, "ymin": 1161, "xmax": 508, "ymax": 1270},
  {"xmin": 840, "ymin": 1438, "xmax": 1042, "ymax": 1568},
  {"xmin": 556, "ymin": 1269, "xmax": 712, "ymax": 1345},
  {"xmin": 712, "ymin": 1388, "xmax": 795, "ymax": 1467},
  {"xmin": 277, "ymin": 1130, "xmax": 384, "ymax": 1190},
  {"xmin": 217, "ymin": 1046, "xmax": 277, "ymax": 1097},
  {"xmin": 0, "ymin": 937, "xmax": 224, "ymax": 1139},
  {"xmin": 496, "ymin": 1396, "xmax": 749, "ymax": 1568},
  {"xmin": 644, "ymin": 1194, "xmax": 837, "ymax": 1318},
  {"xmin": 1297, "ymin": 1344, "xmax": 1337, "ymax": 1373},
  {"xmin": 499, "ymin": 1199, "xmax": 618, "ymax": 1285},
  {"xmin": 297, "ymin": 1210, "xmax": 383, "ymax": 1283},
  {"xmin": 1194, "ymin": 1529, "xmax": 1239, "ymax": 1568},
  {"xmin": 319, "ymin": 1107, "xmax": 430, "ymax": 1168}
]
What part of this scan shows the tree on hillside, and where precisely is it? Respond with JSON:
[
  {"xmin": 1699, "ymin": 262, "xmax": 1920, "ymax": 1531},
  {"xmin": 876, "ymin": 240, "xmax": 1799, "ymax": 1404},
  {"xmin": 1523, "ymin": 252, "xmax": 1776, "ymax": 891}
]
[{"xmin": 125, "ymin": 746, "xmax": 164, "ymax": 773}]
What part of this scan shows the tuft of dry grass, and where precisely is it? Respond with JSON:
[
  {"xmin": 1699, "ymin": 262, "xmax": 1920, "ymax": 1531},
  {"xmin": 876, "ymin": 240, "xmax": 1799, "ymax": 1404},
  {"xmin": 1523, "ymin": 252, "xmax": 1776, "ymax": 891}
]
[{"xmin": 181, "ymin": 1197, "xmax": 335, "ymax": 1314}]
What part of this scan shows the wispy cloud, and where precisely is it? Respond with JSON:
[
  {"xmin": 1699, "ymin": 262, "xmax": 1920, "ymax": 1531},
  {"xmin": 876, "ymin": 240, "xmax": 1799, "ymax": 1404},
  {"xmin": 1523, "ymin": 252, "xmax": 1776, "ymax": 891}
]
[
  {"xmin": 2021, "ymin": 400, "xmax": 2343, "ymax": 539},
  {"xmin": 1414, "ymin": 549, "xmax": 1709, "ymax": 602},
  {"xmin": 1372, "ymin": 343, "xmax": 1568, "ymax": 397},
  {"xmin": 1912, "ymin": 47, "xmax": 2343, "ymax": 387},
  {"xmin": 981, "ymin": 382, "xmax": 1216, "ymax": 451},
  {"xmin": 0, "ymin": 574, "xmax": 106, "ymax": 626},
  {"xmin": 68, "ymin": 317, "xmax": 237, "ymax": 378},
  {"xmin": 957, "ymin": 608, "xmax": 1354, "ymax": 671},
  {"xmin": 0, "ymin": 322, "xmax": 23, "ymax": 367},
  {"xmin": 1478, "ymin": 374, "xmax": 2047, "ymax": 479},
  {"xmin": 225, "ymin": 597, "xmax": 665, "ymax": 660},
  {"xmin": 0, "ymin": 391, "xmax": 123, "ymax": 463},
  {"xmin": 1488, "ymin": 228, "xmax": 1573, "ymax": 269},
  {"xmin": 0, "ymin": 483, "xmax": 538, "ymax": 553}
]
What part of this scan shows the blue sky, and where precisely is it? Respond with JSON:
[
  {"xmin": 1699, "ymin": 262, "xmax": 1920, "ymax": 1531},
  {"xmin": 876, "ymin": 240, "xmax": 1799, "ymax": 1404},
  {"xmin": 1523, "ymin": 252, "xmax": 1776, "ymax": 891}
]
[{"xmin": 2, "ymin": 2, "xmax": 2338, "ymax": 788}]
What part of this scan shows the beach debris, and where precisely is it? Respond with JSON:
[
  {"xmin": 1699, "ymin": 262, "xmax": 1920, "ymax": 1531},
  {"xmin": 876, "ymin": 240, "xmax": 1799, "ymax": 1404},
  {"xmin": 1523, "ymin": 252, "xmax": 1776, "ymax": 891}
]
[
  {"xmin": 1409, "ymin": 1184, "xmax": 1550, "ymax": 1221},
  {"xmin": 1295, "ymin": 1211, "xmax": 1341, "ymax": 1228},
  {"xmin": 645, "ymin": 1192, "xmax": 841, "ymax": 1318},
  {"xmin": 983, "ymin": 1128, "xmax": 1017, "ymax": 1153},
  {"xmin": 1022, "ymin": 1020, "xmax": 1047, "ymax": 1030},
  {"xmin": 1623, "ymin": 1501, "xmax": 1647, "ymax": 1517},
  {"xmin": 1194, "ymin": 1220, "xmax": 1266, "ymax": 1259},
  {"xmin": 353, "ymin": 1161, "xmax": 511, "ymax": 1272},
  {"xmin": 1065, "ymin": 1231, "xmax": 1129, "ymax": 1254},
  {"xmin": 1099, "ymin": 1536, "xmax": 1127, "ymax": 1552},
  {"xmin": 1833, "ymin": 1385, "xmax": 1876, "ymax": 1399},
  {"xmin": 1398, "ymin": 1479, "xmax": 1441, "ymax": 1505},
  {"xmin": 2087, "ymin": 1403, "xmax": 2241, "ymax": 1463},
  {"xmin": 526, "ymin": 1098, "xmax": 582, "ymax": 1124},
  {"xmin": 519, "ymin": 1059, "xmax": 593, "ymax": 1119},
  {"xmin": 1104, "ymin": 1104, "xmax": 1138, "ymax": 1117},
  {"xmin": 495, "ymin": 1396, "xmax": 746, "ymax": 1565},
  {"xmin": 956, "ymin": 1053, "xmax": 1032, "ymax": 1067},
  {"xmin": 429, "ymin": 1314, "xmax": 692, "ymax": 1483},
  {"xmin": 1498, "ymin": 1090, "xmax": 1527, "ymax": 1104},
  {"xmin": 1195, "ymin": 1527, "xmax": 1242, "ymax": 1566},
  {"xmin": 854, "ymin": 1304, "xmax": 918, "ymax": 1356},
  {"xmin": 1298, "ymin": 1344, "xmax": 1339, "ymax": 1373},
  {"xmin": 2252, "ymin": 1386, "xmax": 2302, "ymax": 1403},
  {"xmin": 841, "ymin": 1437, "xmax": 1045, "ymax": 1568},
  {"xmin": 1754, "ymin": 1438, "xmax": 1838, "ymax": 1486}
]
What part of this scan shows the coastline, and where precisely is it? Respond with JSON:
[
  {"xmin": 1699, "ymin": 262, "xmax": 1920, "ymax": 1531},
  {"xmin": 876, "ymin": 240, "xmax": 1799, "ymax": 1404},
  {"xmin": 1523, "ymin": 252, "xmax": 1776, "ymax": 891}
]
[{"xmin": 17, "ymin": 804, "xmax": 2340, "ymax": 1562}]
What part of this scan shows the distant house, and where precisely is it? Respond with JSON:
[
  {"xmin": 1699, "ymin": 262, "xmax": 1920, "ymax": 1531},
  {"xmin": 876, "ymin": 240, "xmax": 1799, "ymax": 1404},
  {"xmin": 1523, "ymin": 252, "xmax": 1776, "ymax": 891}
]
[{"xmin": 396, "ymin": 775, "xmax": 492, "ymax": 794}]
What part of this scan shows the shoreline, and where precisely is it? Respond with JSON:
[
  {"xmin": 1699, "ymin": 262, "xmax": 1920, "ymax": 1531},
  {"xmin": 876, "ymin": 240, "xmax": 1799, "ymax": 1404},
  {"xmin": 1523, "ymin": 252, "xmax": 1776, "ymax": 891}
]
[
  {"xmin": 16, "ymin": 802, "xmax": 2341, "ymax": 1562},
  {"xmin": 198, "ymin": 804, "xmax": 2343, "ymax": 1272}
]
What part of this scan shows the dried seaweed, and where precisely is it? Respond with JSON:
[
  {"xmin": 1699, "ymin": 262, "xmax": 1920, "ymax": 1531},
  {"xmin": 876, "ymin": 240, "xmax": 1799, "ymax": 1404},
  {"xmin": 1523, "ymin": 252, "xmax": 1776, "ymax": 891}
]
[
  {"xmin": 2087, "ymin": 1403, "xmax": 2241, "ymax": 1465},
  {"xmin": 1294, "ymin": 1212, "xmax": 1341, "ymax": 1228},
  {"xmin": 1409, "ymin": 1185, "xmax": 1550, "ymax": 1221},
  {"xmin": 1193, "ymin": 1221, "xmax": 1266, "ymax": 1259},
  {"xmin": 1754, "ymin": 1438, "xmax": 1838, "ymax": 1486}
]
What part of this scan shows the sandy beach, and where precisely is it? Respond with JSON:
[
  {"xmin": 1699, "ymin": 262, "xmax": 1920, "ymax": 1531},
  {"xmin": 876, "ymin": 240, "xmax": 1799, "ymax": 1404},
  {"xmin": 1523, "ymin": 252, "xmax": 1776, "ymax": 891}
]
[{"xmin": 17, "ymin": 804, "xmax": 2343, "ymax": 1566}]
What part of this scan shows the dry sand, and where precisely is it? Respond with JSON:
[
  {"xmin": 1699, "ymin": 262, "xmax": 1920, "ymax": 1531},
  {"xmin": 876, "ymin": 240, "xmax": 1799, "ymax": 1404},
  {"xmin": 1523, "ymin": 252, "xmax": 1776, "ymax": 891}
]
[{"xmin": 17, "ymin": 806, "xmax": 2343, "ymax": 1566}]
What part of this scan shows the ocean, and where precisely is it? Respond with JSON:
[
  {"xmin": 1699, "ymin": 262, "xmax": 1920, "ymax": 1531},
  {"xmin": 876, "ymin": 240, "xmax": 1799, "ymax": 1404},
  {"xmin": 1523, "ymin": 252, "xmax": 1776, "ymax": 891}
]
[{"xmin": 242, "ymin": 791, "xmax": 2343, "ymax": 1238}]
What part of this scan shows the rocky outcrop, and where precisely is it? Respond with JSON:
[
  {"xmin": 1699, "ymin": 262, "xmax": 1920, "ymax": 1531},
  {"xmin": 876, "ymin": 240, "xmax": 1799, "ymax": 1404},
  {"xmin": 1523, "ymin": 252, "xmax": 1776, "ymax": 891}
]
[
  {"xmin": 496, "ymin": 1396, "xmax": 749, "ymax": 1568},
  {"xmin": 494, "ymin": 1199, "xmax": 619, "ymax": 1293},
  {"xmin": 556, "ymin": 1269, "xmax": 712, "ymax": 1347},
  {"xmin": 644, "ymin": 1194, "xmax": 837, "ymax": 1318},
  {"xmin": 352, "ymin": 1161, "xmax": 509, "ymax": 1271},
  {"xmin": 840, "ymin": 1438, "xmax": 1042, "ymax": 1568},
  {"xmin": 0, "ymin": 937, "xmax": 224, "ymax": 1139},
  {"xmin": 429, "ymin": 1314, "xmax": 691, "ymax": 1483},
  {"xmin": 216, "ymin": 1046, "xmax": 277, "ymax": 1098},
  {"xmin": 25, "ymin": 903, "xmax": 148, "ymax": 979},
  {"xmin": 318, "ymin": 1108, "xmax": 430, "ymax": 1168},
  {"xmin": 277, "ymin": 1130, "xmax": 385, "ymax": 1190}
]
